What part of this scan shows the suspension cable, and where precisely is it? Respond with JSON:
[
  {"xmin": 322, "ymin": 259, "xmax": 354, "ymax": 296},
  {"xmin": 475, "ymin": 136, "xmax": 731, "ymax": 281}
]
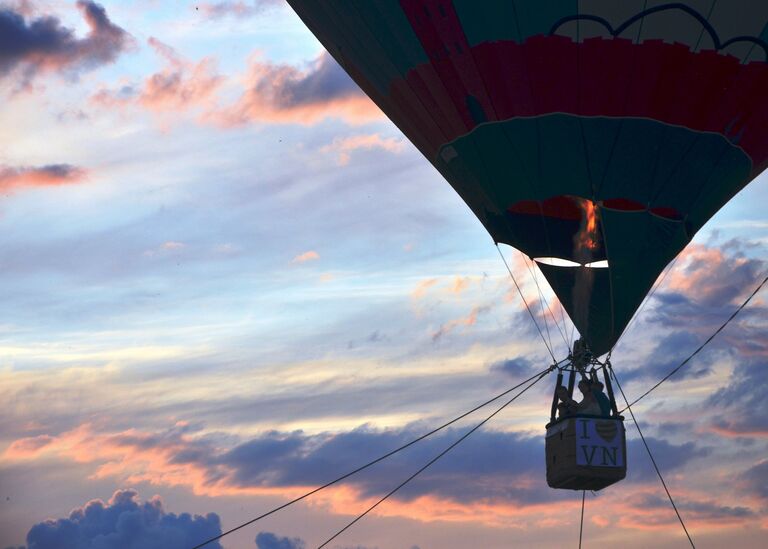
[
  {"xmin": 531, "ymin": 258, "xmax": 555, "ymax": 354},
  {"xmin": 316, "ymin": 368, "xmax": 553, "ymax": 548},
  {"xmin": 610, "ymin": 365, "xmax": 695, "ymax": 548},
  {"xmin": 523, "ymin": 253, "xmax": 571, "ymax": 353},
  {"xmin": 190, "ymin": 366, "xmax": 557, "ymax": 549},
  {"xmin": 620, "ymin": 273, "xmax": 767, "ymax": 412},
  {"xmin": 496, "ymin": 244, "xmax": 558, "ymax": 361}
]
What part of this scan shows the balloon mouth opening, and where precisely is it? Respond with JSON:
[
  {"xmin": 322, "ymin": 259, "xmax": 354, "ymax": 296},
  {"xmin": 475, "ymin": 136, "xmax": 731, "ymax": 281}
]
[{"xmin": 535, "ymin": 257, "xmax": 609, "ymax": 269}]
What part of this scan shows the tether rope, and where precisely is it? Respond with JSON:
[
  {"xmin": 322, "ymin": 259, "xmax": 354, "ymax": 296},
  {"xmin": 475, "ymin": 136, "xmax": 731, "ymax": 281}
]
[
  {"xmin": 620, "ymin": 273, "xmax": 767, "ymax": 412},
  {"xmin": 316, "ymin": 368, "xmax": 553, "ymax": 548},
  {"xmin": 611, "ymin": 366, "xmax": 695, "ymax": 547},
  {"xmin": 578, "ymin": 490, "xmax": 586, "ymax": 549},
  {"xmin": 190, "ymin": 366, "xmax": 556, "ymax": 549}
]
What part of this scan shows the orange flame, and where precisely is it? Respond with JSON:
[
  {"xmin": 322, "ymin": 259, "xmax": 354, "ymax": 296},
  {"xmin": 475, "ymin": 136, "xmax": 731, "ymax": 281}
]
[{"xmin": 576, "ymin": 197, "xmax": 600, "ymax": 253}]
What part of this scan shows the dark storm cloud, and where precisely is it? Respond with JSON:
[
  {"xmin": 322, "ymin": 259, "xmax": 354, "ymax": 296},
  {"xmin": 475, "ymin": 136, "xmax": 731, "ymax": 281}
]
[
  {"xmin": 255, "ymin": 531, "xmax": 305, "ymax": 549},
  {"xmin": 22, "ymin": 489, "xmax": 222, "ymax": 549},
  {"xmin": 0, "ymin": 1, "xmax": 130, "ymax": 81}
]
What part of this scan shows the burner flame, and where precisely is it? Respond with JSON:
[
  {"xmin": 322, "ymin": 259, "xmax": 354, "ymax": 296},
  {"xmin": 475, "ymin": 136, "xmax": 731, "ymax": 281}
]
[{"xmin": 576, "ymin": 197, "xmax": 600, "ymax": 253}]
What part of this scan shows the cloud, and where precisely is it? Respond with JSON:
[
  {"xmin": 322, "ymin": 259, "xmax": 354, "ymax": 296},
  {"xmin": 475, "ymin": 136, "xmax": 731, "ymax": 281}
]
[
  {"xmin": 292, "ymin": 250, "xmax": 319, "ymax": 263},
  {"xmin": 2, "ymin": 421, "xmax": 556, "ymax": 506},
  {"xmin": 92, "ymin": 37, "xmax": 223, "ymax": 117},
  {"xmin": 23, "ymin": 489, "xmax": 222, "ymax": 549},
  {"xmin": 449, "ymin": 276, "xmax": 471, "ymax": 294},
  {"xmin": 625, "ymin": 436, "xmax": 711, "ymax": 483},
  {"xmin": 621, "ymin": 330, "xmax": 716, "ymax": 382},
  {"xmin": 0, "ymin": 164, "xmax": 86, "ymax": 192},
  {"xmin": 212, "ymin": 52, "xmax": 381, "ymax": 126},
  {"xmin": 708, "ymin": 354, "xmax": 768, "ymax": 436},
  {"xmin": 202, "ymin": 425, "xmax": 572, "ymax": 510},
  {"xmin": 664, "ymin": 243, "xmax": 764, "ymax": 307},
  {"xmin": 645, "ymin": 242, "xmax": 768, "ymax": 436},
  {"xmin": 320, "ymin": 133, "xmax": 405, "ymax": 166},
  {"xmin": 737, "ymin": 459, "xmax": 768, "ymax": 501},
  {"xmin": 0, "ymin": 1, "xmax": 131, "ymax": 85},
  {"xmin": 3, "ymin": 420, "xmax": 744, "ymax": 533},
  {"xmin": 616, "ymin": 240, "xmax": 768, "ymax": 419},
  {"xmin": 92, "ymin": 46, "xmax": 379, "ymax": 128},
  {"xmin": 5, "ymin": 434, "xmax": 54, "ymax": 457},
  {"xmin": 255, "ymin": 531, "xmax": 306, "ymax": 549},
  {"xmin": 143, "ymin": 241, "xmax": 186, "ymax": 258},
  {"xmin": 620, "ymin": 492, "xmax": 754, "ymax": 528},
  {"xmin": 431, "ymin": 305, "xmax": 491, "ymax": 342},
  {"xmin": 410, "ymin": 278, "xmax": 438, "ymax": 300},
  {"xmin": 198, "ymin": 0, "xmax": 283, "ymax": 19},
  {"xmin": 489, "ymin": 357, "xmax": 536, "ymax": 378}
]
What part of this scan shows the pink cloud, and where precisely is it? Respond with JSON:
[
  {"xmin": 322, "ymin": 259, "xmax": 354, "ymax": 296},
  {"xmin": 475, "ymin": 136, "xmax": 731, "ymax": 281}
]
[
  {"xmin": 141, "ymin": 38, "xmax": 223, "ymax": 112},
  {"xmin": 93, "ymin": 46, "xmax": 381, "ymax": 128},
  {"xmin": 665, "ymin": 243, "xmax": 764, "ymax": 306},
  {"xmin": 4, "ymin": 434, "xmax": 55, "ymax": 457},
  {"xmin": 708, "ymin": 423, "xmax": 768, "ymax": 438},
  {"xmin": 0, "ymin": 164, "xmax": 86, "ymax": 192},
  {"xmin": 320, "ymin": 133, "xmax": 405, "ymax": 165},
  {"xmin": 2, "ymin": 421, "xmax": 760, "ymax": 539},
  {"xmin": 0, "ymin": 425, "xmax": 587, "ymax": 528},
  {"xmin": 92, "ymin": 37, "xmax": 223, "ymax": 117},
  {"xmin": 4, "ymin": 0, "xmax": 35, "ymax": 17},
  {"xmin": 411, "ymin": 278, "xmax": 438, "ymax": 299},
  {"xmin": 292, "ymin": 250, "xmax": 319, "ymax": 263},
  {"xmin": 432, "ymin": 305, "xmax": 491, "ymax": 341},
  {"xmin": 450, "ymin": 276, "xmax": 471, "ymax": 294},
  {"xmin": 209, "ymin": 52, "xmax": 382, "ymax": 126}
]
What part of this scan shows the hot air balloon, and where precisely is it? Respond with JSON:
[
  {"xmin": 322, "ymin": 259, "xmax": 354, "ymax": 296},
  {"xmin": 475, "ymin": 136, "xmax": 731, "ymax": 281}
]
[{"xmin": 287, "ymin": 0, "xmax": 768, "ymax": 490}]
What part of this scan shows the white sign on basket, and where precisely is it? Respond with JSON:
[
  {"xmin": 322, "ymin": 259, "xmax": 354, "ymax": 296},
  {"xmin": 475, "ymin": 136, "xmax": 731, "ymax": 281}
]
[{"xmin": 575, "ymin": 418, "xmax": 624, "ymax": 467}]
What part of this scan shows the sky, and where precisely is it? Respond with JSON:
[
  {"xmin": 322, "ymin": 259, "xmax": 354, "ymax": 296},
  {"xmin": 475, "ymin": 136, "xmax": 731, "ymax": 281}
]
[{"xmin": 1, "ymin": 1, "xmax": 767, "ymax": 548}]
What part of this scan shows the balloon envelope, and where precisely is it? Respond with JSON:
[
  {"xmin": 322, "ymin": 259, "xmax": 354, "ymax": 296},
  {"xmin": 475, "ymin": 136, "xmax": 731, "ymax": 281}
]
[{"xmin": 288, "ymin": 0, "xmax": 768, "ymax": 355}]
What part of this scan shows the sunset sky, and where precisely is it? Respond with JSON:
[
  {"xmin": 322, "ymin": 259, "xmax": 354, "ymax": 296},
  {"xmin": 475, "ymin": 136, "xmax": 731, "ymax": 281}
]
[{"xmin": 1, "ymin": 2, "xmax": 767, "ymax": 548}]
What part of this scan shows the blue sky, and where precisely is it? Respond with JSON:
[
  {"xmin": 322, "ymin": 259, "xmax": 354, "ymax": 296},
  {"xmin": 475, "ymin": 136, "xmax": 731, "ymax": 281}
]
[{"xmin": 1, "ymin": 2, "xmax": 767, "ymax": 548}]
